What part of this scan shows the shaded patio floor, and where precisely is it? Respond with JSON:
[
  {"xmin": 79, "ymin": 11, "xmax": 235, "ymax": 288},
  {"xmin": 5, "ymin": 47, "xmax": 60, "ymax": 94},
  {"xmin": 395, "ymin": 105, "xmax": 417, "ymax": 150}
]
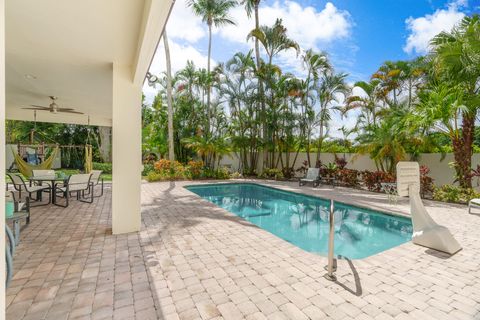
[{"xmin": 6, "ymin": 180, "xmax": 480, "ymax": 320}]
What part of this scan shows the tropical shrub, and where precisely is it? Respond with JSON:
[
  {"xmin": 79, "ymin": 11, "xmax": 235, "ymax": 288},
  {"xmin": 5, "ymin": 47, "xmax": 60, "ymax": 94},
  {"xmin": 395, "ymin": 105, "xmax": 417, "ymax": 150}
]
[
  {"xmin": 152, "ymin": 159, "xmax": 187, "ymax": 180},
  {"xmin": 420, "ymin": 165, "xmax": 434, "ymax": 198},
  {"xmin": 186, "ymin": 160, "xmax": 204, "ymax": 179},
  {"xmin": 230, "ymin": 171, "xmax": 242, "ymax": 179},
  {"xmin": 433, "ymin": 185, "xmax": 480, "ymax": 204},
  {"xmin": 336, "ymin": 169, "xmax": 360, "ymax": 188},
  {"xmin": 296, "ymin": 161, "xmax": 309, "ymax": 176},
  {"xmin": 215, "ymin": 167, "xmax": 231, "ymax": 179},
  {"xmin": 362, "ymin": 171, "xmax": 395, "ymax": 192},
  {"xmin": 260, "ymin": 168, "xmax": 284, "ymax": 180},
  {"xmin": 143, "ymin": 153, "xmax": 158, "ymax": 164},
  {"xmin": 142, "ymin": 163, "xmax": 155, "ymax": 176},
  {"xmin": 334, "ymin": 155, "xmax": 348, "ymax": 169},
  {"xmin": 93, "ymin": 162, "xmax": 112, "ymax": 174},
  {"xmin": 201, "ymin": 167, "xmax": 230, "ymax": 179},
  {"xmin": 282, "ymin": 167, "xmax": 295, "ymax": 179},
  {"xmin": 146, "ymin": 171, "xmax": 164, "ymax": 182},
  {"xmin": 320, "ymin": 162, "xmax": 338, "ymax": 178}
]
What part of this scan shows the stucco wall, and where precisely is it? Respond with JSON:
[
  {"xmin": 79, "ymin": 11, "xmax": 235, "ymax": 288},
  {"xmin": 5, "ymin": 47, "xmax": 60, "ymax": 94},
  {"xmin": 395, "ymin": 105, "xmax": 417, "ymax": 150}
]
[{"xmin": 219, "ymin": 152, "xmax": 480, "ymax": 187}]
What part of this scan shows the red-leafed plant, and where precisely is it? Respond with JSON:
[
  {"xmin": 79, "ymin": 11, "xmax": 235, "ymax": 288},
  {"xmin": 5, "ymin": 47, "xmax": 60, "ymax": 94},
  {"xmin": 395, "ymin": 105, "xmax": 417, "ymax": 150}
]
[
  {"xmin": 336, "ymin": 169, "xmax": 360, "ymax": 188},
  {"xmin": 362, "ymin": 171, "xmax": 395, "ymax": 192},
  {"xmin": 419, "ymin": 165, "xmax": 434, "ymax": 198},
  {"xmin": 334, "ymin": 155, "xmax": 348, "ymax": 169}
]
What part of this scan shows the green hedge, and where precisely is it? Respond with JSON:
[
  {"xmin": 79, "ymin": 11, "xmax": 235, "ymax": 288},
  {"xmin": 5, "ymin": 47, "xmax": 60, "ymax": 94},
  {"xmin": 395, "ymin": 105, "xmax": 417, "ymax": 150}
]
[{"xmin": 93, "ymin": 162, "xmax": 112, "ymax": 174}]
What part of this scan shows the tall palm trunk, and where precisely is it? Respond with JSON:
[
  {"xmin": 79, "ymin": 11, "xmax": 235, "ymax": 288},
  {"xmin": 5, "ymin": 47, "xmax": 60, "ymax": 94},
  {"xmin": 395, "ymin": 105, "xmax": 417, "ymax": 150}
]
[
  {"xmin": 206, "ymin": 22, "xmax": 213, "ymax": 137},
  {"xmin": 164, "ymin": 31, "xmax": 175, "ymax": 163},
  {"xmin": 254, "ymin": 3, "xmax": 261, "ymax": 69},
  {"xmin": 458, "ymin": 113, "xmax": 474, "ymax": 188},
  {"xmin": 254, "ymin": 2, "xmax": 268, "ymax": 171}
]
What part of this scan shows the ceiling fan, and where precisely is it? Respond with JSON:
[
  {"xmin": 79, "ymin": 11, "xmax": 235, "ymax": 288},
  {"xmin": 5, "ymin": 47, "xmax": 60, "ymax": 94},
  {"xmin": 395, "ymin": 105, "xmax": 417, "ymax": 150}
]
[{"xmin": 22, "ymin": 96, "xmax": 84, "ymax": 114}]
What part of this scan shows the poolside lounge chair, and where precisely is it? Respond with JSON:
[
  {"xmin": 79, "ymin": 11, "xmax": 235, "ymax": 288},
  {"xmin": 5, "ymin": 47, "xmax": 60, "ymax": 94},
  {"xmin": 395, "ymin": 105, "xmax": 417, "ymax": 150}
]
[
  {"xmin": 299, "ymin": 168, "xmax": 320, "ymax": 187},
  {"xmin": 468, "ymin": 198, "xmax": 480, "ymax": 214}
]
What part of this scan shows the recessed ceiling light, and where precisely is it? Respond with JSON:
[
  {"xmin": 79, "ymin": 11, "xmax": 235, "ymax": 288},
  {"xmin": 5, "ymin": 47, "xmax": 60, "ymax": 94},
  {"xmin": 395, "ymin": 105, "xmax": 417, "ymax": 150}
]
[{"xmin": 24, "ymin": 74, "xmax": 37, "ymax": 80}]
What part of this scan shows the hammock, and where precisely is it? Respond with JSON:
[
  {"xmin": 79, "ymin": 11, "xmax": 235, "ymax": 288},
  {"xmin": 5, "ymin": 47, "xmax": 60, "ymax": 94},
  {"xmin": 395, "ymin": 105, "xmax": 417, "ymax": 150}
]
[{"xmin": 12, "ymin": 147, "xmax": 59, "ymax": 178}]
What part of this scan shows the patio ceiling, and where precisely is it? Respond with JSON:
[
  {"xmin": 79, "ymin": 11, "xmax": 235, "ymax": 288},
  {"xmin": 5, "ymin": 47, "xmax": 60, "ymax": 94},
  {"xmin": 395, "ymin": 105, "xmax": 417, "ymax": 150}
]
[{"xmin": 5, "ymin": 0, "xmax": 173, "ymax": 126}]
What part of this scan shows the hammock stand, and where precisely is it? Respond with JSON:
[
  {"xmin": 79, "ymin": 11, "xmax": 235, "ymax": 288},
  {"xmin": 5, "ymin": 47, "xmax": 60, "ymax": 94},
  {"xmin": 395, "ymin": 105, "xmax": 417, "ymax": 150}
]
[{"xmin": 10, "ymin": 113, "xmax": 94, "ymax": 177}]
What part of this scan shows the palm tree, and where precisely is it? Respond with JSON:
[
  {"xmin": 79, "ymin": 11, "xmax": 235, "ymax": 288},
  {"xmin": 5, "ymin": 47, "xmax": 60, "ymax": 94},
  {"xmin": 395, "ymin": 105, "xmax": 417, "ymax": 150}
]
[
  {"xmin": 247, "ymin": 18, "xmax": 299, "ymax": 168},
  {"xmin": 415, "ymin": 84, "xmax": 470, "ymax": 186},
  {"xmin": 241, "ymin": 0, "xmax": 261, "ymax": 68},
  {"xmin": 371, "ymin": 61, "xmax": 405, "ymax": 106},
  {"xmin": 344, "ymin": 79, "xmax": 382, "ymax": 127},
  {"xmin": 355, "ymin": 110, "xmax": 411, "ymax": 173},
  {"xmin": 187, "ymin": 0, "xmax": 237, "ymax": 137},
  {"xmin": 247, "ymin": 18, "xmax": 299, "ymax": 67},
  {"xmin": 163, "ymin": 31, "xmax": 175, "ymax": 164},
  {"xmin": 316, "ymin": 72, "xmax": 349, "ymax": 162},
  {"xmin": 301, "ymin": 49, "xmax": 331, "ymax": 165},
  {"xmin": 429, "ymin": 14, "xmax": 480, "ymax": 188}
]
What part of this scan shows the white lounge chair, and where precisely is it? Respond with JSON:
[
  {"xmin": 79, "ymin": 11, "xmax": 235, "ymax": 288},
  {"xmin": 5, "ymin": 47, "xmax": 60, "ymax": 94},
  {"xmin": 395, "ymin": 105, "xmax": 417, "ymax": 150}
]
[
  {"xmin": 468, "ymin": 198, "xmax": 480, "ymax": 214},
  {"xmin": 299, "ymin": 168, "xmax": 320, "ymax": 187}
]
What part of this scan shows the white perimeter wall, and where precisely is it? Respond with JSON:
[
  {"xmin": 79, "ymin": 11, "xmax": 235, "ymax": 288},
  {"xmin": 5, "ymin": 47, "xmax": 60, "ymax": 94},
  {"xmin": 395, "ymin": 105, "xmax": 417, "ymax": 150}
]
[{"xmin": 219, "ymin": 152, "xmax": 480, "ymax": 187}]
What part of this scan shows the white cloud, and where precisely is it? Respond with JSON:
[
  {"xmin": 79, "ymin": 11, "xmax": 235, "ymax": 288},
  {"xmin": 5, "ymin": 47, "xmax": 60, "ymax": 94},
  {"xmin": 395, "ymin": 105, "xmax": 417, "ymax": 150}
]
[
  {"xmin": 167, "ymin": 0, "xmax": 206, "ymax": 43},
  {"xmin": 143, "ymin": 39, "xmax": 214, "ymax": 103},
  {"xmin": 216, "ymin": 1, "xmax": 352, "ymax": 50},
  {"xmin": 403, "ymin": 2, "xmax": 465, "ymax": 54},
  {"xmin": 144, "ymin": 0, "xmax": 353, "ymax": 102}
]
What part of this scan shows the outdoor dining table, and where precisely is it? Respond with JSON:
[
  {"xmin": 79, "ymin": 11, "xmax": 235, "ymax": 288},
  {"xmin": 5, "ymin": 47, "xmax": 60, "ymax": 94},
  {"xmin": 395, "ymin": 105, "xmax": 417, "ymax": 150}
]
[{"xmin": 28, "ymin": 175, "xmax": 69, "ymax": 204}]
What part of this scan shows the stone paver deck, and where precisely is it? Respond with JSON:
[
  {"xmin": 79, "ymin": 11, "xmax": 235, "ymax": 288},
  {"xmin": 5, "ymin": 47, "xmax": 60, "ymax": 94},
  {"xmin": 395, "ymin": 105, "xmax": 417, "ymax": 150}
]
[{"xmin": 6, "ymin": 180, "xmax": 480, "ymax": 320}]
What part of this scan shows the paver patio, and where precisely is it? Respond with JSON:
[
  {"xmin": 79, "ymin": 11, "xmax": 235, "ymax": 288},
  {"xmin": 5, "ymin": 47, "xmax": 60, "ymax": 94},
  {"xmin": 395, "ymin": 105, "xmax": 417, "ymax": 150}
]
[{"xmin": 5, "ymin": 180, "xmax": 480, "ymax": 320}]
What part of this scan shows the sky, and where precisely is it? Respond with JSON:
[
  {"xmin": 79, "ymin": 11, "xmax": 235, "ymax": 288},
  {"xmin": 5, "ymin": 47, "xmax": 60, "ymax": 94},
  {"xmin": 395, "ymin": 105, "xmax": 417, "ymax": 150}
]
[{"xmin": 144, "ymin": 0, "xmax": 478, "ymax": 137}]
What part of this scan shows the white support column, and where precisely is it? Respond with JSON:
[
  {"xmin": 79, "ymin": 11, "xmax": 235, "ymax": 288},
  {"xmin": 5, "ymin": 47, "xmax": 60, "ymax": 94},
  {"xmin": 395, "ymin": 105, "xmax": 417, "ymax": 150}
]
[
  {"xmin": 112, "ymin": 64, "xmax": 142, "ymax": 234},
  {"xmin": 0, "ymin": 0, "xmax": 5, "ymax": 313}
]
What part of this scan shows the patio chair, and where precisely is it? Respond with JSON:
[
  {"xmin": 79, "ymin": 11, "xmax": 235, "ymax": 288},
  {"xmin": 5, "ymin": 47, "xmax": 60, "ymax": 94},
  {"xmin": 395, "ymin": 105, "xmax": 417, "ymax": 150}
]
[
  {"xmin": 6, "ymin": 173, "xmax": 50, "ymax": 206},
  {"xmin": 89, "ymin": 170, "xmax": 104, "ymax": 198},
  {"xmin": 5, "ymin": 191, "xmax": 30, "ymax": 245},
  {"xmin": 299, "ymin": 168, "xmax": 320, "ymax": 187},
  {"xmin": 468, "ymin": 198, "xmax": 480, "ymax": 214},
  {"xmin": 53, "ymin": 173, "xmax": 93, "ymax": 207}
]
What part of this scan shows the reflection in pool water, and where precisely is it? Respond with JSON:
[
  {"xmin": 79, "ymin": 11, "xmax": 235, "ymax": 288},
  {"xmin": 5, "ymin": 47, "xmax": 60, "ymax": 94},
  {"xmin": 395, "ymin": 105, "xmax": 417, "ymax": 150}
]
[{"xmin": 186, "ymin": 183, "xmax": 412, "ymax": 259}]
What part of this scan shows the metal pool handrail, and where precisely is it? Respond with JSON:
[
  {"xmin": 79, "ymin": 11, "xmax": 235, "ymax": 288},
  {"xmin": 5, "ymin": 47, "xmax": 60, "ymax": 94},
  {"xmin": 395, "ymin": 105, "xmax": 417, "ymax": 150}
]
[{"xmin": 325, "ymin": 199, "xmax": 337, "ymax": 281}]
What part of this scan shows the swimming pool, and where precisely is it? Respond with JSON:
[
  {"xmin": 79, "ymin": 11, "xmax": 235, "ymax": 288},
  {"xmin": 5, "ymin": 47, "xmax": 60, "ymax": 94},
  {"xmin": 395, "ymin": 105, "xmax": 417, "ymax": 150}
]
[{"xmin": 186, "ymin": 183, "xmax": 412, "ymax": 259}]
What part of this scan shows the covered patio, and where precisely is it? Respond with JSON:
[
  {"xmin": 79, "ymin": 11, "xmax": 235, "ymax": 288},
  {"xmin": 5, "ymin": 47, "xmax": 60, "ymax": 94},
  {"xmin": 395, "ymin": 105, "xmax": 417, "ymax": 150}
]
[
  {"xmin": 6, "ymin": 181, "xmax": 480, "ymax": 319},
  {"xmin": 2, "ymin": 0, "xmax": 175, "ymax": 315}
]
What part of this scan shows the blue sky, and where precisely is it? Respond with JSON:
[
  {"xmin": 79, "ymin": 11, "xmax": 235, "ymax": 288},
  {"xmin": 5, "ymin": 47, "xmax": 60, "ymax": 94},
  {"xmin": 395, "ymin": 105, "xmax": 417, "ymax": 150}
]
[{"xmin": 145, "ymin": 0, "xmax": 478, "ymax": 136}]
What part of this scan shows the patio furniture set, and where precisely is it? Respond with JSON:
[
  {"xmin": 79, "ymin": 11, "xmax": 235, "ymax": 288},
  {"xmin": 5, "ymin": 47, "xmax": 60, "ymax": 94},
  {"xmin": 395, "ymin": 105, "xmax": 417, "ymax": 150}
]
[
  {"xmin": 6, "ymin": 169, "xmax": 104, "ymax": 208},
  {"xmin": 4, "ymin": 169, "xmax": 106, "ymax": 287}
]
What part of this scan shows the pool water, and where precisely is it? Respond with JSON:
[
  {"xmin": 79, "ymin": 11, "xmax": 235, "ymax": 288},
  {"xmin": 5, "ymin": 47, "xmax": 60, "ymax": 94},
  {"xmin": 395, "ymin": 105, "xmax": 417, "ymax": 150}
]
[{"xmin": 186, "ymin": 183, "xmax": 412, "ymax": 259}]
